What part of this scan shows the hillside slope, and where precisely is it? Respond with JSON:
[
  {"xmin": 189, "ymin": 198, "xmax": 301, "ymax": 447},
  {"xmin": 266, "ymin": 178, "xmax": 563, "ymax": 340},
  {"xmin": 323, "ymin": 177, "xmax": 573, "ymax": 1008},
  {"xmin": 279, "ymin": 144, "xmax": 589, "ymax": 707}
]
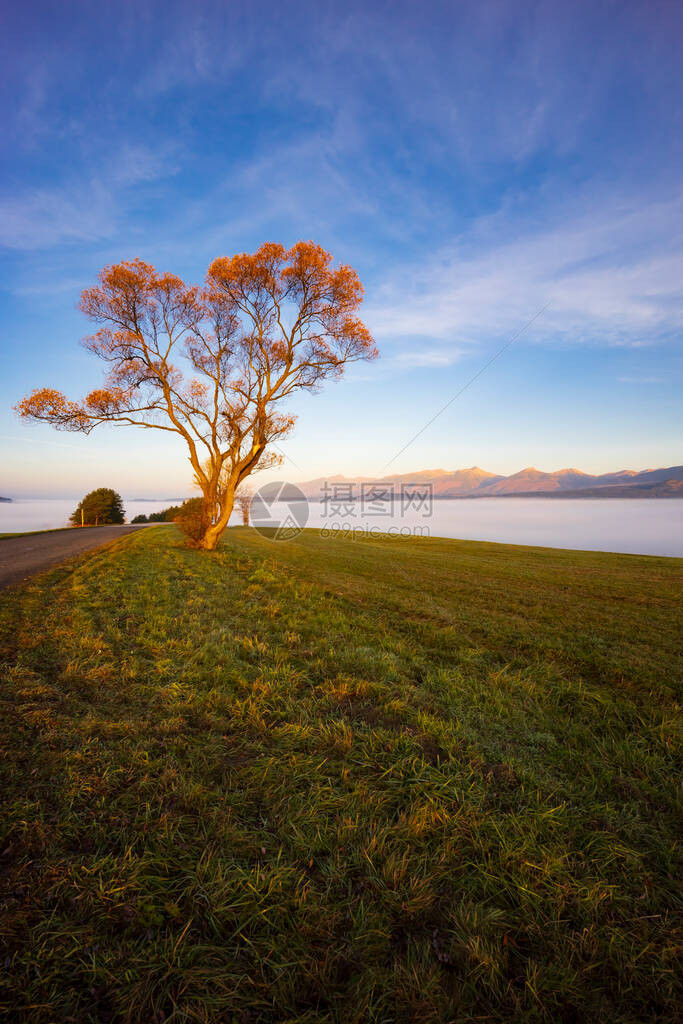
[{"xmin": 296, "ymin": 465, "xmax": 683, "ymax": 499}]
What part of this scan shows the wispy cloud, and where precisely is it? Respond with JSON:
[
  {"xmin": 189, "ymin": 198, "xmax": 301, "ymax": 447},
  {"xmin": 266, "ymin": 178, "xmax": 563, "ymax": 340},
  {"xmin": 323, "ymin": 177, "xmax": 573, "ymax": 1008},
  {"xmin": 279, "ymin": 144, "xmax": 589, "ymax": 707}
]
[
  {"xmin": 0, "ymin": 187, "xmax": 115, "ymax": 250},
  {"xmin": 395, "ymin": 349, "xmax": 464, "ymax": 368},
  {"xmin": 0, "ymin": 143, "xmax": 178, "ymax": 251},
  {"xmin": 365, "ymin": 190, "xmax": 683, "ymax": 352}
]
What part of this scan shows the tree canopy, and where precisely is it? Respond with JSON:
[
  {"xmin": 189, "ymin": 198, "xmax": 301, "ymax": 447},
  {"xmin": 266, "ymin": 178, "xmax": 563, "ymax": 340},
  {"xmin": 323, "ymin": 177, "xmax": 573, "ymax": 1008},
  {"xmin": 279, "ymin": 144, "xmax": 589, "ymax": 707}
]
[
  {"xmin": 18, "ymin": 242, "xmax": 377, "ymax": 549},
  {"xmin": 70, "ymin": 488, "xmax": 125, "ymax": 526}
]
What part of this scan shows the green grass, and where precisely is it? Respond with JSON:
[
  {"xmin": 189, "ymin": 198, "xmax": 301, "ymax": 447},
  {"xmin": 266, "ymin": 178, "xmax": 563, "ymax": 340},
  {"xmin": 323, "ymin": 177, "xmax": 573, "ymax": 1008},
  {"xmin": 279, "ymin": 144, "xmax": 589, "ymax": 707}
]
[{"xmin": 0, "ymin": 526, "xmax": 680, "ymax": 1023}]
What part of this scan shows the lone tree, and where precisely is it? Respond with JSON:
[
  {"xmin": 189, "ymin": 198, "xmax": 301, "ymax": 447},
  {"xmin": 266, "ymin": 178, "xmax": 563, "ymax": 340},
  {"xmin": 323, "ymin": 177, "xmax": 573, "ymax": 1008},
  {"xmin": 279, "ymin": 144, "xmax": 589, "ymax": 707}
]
[
  {"xmin": 70, "ymin": 488, "xmax": 125, "ymax": 526},
  {"xmin": 235, "ymin": 490, "xmax": 252, "ymax": 526},
  {"xmin": 17, "ymin": 242, "xmax": 377, "ymax": 550}
]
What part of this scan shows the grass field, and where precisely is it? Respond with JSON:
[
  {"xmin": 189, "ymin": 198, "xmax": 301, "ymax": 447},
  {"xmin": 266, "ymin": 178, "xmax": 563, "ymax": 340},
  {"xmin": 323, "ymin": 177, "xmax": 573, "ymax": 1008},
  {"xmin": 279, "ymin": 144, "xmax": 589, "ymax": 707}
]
[{"xmin": 0, "ymin": 526, "xmax": 680, "ymax": 1023}]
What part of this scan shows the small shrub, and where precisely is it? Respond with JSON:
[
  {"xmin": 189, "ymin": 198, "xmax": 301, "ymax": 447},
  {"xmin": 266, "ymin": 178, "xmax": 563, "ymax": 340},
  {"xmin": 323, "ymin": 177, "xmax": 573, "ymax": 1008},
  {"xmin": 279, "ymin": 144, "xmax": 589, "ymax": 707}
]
[{"xmin": 174, "ymin": 498, "xmax": 210, "ymax": 545}]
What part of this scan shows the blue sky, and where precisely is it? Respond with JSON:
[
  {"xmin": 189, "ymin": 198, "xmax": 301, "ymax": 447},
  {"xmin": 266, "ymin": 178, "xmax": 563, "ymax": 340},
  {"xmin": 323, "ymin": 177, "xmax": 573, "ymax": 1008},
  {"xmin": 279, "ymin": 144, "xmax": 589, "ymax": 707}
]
[{"xmin": 1, "ymin": 0, "xmax": 682, "ymax": 497}]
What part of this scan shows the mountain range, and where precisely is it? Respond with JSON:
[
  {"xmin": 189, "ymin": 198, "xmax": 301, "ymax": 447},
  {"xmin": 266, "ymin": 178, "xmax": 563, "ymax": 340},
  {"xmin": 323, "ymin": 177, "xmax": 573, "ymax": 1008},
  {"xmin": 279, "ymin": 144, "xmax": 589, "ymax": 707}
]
[{"xmin": 295, "ymin": 465, "xmax": 683, "ymax": 500}]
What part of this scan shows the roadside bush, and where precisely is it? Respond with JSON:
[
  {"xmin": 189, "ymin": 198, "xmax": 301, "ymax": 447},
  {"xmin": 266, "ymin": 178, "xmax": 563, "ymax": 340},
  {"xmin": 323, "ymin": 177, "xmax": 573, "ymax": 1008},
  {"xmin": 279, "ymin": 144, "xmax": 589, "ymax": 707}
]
[
  {"xmin": 174, "ymin": 498, "xmax": 210, "ymax": 545},
  {"xmin": 131, "ymin": 514, "xmax": 148, "ymax": 524}
]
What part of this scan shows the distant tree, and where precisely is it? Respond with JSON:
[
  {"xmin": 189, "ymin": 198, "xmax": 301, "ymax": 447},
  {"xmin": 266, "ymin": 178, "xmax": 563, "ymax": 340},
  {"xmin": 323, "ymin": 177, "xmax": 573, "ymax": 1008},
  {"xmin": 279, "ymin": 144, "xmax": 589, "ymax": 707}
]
[
  {"xmin": 70, "ymin": 488, "xmax": 125, "ymax": 526},
  {"xmin": 140, "ymin": 504, "xmax": 183, "ymax": 523},
  {"xmin": 235, "ymin": 490, "xmax": 252, "ymax": 526},
  {"xmin": 17, "ymin": 243, "xmax": 377, "ymax": 550},
  {"xmin": 132, "ymin": 504, "xmax": 184, "ymax": 525}
]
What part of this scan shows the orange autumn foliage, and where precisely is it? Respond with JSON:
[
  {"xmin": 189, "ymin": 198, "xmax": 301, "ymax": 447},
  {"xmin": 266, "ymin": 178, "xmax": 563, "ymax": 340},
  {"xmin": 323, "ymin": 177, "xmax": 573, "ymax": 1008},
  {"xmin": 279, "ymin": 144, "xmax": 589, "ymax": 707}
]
[{"xmin": 17, "ymin": 243, "xmax": 377, "ymax": 550}]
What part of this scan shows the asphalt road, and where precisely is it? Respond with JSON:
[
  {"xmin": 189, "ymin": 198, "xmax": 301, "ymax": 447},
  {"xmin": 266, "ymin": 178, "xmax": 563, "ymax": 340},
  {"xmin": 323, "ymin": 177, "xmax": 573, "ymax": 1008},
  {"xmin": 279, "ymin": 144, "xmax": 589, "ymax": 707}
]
[{"xmin": 0, "ymin": 525, "xmax": 150, "ymax": 590}]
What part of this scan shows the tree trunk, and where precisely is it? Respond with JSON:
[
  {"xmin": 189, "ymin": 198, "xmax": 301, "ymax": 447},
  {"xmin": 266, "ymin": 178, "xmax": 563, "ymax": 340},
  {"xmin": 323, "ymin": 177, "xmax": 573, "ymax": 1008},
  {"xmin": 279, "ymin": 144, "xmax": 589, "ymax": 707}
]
[{"xmin": 197, "ymin": 490, "xmax": 236, "ymax": 551}]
